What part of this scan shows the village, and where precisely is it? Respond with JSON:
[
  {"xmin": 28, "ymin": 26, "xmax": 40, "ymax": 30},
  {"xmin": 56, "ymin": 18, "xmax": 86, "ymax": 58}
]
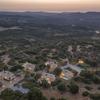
[
  {"xmin": 0, "ymin": 57, "xmax": 84, "ymax": 93},
  {"xmin": 0, "ymin": 44, "xmax": 86, "ymax": 93},
  {"xmin": 0, "ymin": 38, "xmax": 100, "ymax": 100}
]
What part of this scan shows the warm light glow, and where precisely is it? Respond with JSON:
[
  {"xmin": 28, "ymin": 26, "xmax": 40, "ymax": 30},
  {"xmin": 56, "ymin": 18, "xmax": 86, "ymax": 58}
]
[
  {"xmin": 0, "ymin": 0, "xmax": 100, "ymax": 12},
  {"xmin": 33, "ymin": 0, "xmax": 81, "ymax": 3},
  {"xmin": 60, "ymin": 72, "xmax": 65, "ymax": 78},
  {"xmin": 78, "ymin": 60, "xmax": 84, "ymax": 64}
]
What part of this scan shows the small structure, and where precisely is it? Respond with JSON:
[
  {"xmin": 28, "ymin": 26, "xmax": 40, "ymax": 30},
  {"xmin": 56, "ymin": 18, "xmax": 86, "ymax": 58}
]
[
  {"xmin": 38, "ymin": 72, "xmax": 56, "ymax": 84},
  {"xmin": 68, "ymin": 45, "xmax": 73, "ymax": 54},
  {"xmin": 60, "ymin": 64, "xmax": 84, "ymax": 80},
  {"xmin": 0, "ymin": 71, "xmax": 15, "ymax": 81},
  {"xmin": 23, "ymin": 62, "xmax": 35, "ymax": 73},
  {"xmin": 45, "ymin": 60, "xmax": 58, "ymax": 72},
  {"xmin": 76, "ymin": 45, "xmax": 81, "ymax": 52},
  {"xmin": 62, "ymin": 64, "xmax": 83, "ymax": 75},
  {"xmin": 11, "ymin": 85, "xmax": 29, "ymax": 94},
  {"xmin": 60, "ymin": 70, "xmax": 74, "ymax": 80}
]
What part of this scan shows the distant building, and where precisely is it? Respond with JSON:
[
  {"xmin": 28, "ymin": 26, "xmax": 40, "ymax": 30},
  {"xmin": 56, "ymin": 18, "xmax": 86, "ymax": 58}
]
[
  {"xmin": 0, "ymin": 71, "xmax": 15, "ymax": 81},
  {"xmin": 68, "ymin": 45, "xmax": 73, "ymax": 52},
  {"xmin": 45, "ymin": 60, "xmax": 58, "ymax": 72},
  {"xmin": 23, "ymin": 62, "xmax": 35, "ymax": 73},
  {"xmin": 60, "ymin": 64, "xmax": 84, "ymax": 80},
  {"xmin": 60, "ymin": 70, "xmax": 74, "ymax": 80},
  {"xmin": 62, "ymin": 64, "xmax": 83, "ymax": 75},
  {"xmin": 38, "ymin": 72, "xmax": 56, "ymax": 84},
  {"xmin": 76, "ymin": 45, "xmax": 81, "ymax": 52}
]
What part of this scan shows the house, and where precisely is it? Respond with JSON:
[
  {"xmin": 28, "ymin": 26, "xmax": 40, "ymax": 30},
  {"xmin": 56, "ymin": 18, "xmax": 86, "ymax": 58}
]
[
  {"xmin": 0, "ymin": 71, "xmax": 15, "ymax": 81},
  {"xmin": 38, "ymin": 72, "xmax": 56, "ymax": 84},
  {"xmin": 45, "ymin": 60, "xmax": 58, "ymax": 72},
  {"xmin": 60, "ymin": 64, "xmax": 84, "ymax": 80},
  {"xmin": 23, "ymin": 62, "xmax": 35, "ymax": 73},
  {"xmin": 60, "ymin": 70, "xmax": 74, "ymax": 80},
  {"xmin": 62, "ymin": 64, "xmax": 84, "ymax": 74}
]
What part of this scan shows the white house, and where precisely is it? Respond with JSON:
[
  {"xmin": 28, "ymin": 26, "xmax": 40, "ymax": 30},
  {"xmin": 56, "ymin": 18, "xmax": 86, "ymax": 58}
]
[
  {"xmin": 45, "ymin": 60, "xmax": 58, "ymax": 72},
  {"xmin": 0, "ymin": 71, "xmax": 15, "ymax": 81},
  {"xmin": 38, "ymin": 72, "xmax": 56, "ymax": 84},
  {"xmin": 23, "ymin": 62, "xmax": 35, "ymax": 73}
]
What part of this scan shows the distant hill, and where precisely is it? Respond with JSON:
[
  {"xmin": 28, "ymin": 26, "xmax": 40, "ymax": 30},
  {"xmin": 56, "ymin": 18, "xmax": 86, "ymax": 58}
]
[
  {"xmin": 0, "ymin": 12, "xmax": 100, "ymax": 39},
  {"xmin": 0, "ymin": 12, "xmax": 100, "ymax": 26}
]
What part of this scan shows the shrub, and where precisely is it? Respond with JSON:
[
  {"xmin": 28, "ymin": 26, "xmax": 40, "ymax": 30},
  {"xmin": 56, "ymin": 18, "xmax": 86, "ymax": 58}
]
[
  {"xmin": 57, "ymin": 83, "xmax": 66, "ymax": 92},
  {"xmin": 50, "ymin": 97, "xmax": 56, "ymax": 100},
  {"xmin": 68, "ymin": 81, "xmax": 79, "ymax": 94},
  {"xmin": 82, "ymin": 91, "xmax": 89, "ymax": 97},
  {"xmin": 90, "ymin": 93, "xmax": 100, "ymax": 100}
]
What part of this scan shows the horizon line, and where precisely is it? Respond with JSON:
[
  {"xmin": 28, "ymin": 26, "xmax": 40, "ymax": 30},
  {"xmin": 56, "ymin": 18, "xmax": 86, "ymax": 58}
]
[{"xmin": 0, "ymin": 10, "xmax": 100, "ymax": 13}]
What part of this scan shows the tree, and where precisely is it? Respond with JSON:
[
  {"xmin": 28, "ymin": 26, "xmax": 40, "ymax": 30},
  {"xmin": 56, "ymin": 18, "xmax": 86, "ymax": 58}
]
[
  {"xmin": 82, "ymin": 91, "xmax": 89, "ymax": 97},
  {"xmin": 50, "ymin": 97, "xmax": 56, "ymax": 100},
  {"xmin": 68, "ymin": 81, "xmax": 79, "ymax": 94},
  {"xmin": 0, "ymin": 89, "xmax": 25, "ymax": 100},
  {"xmin": 28, "ymin": 87, "xmax": 47, "ymax": 100},
  {"xmin": 92, "ymin": 75, "xmax": 100, "ymax": 84},
  {"xmin": 57, "ymin": 83, "xmax": 66, "ymax": 92},
  {"xmin": 58, "ymin": 98, "xmax": 67, "ymax": 100},
  {"xmin": 10, "ymin": 65, "xmax": 23, "ymax": 72},
  {"xmin": 90, "ymin": 93, "xmax": 100, "ymax": 100}
]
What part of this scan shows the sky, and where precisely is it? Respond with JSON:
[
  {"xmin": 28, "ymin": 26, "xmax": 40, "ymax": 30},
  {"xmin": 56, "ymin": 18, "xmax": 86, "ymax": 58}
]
[{"xmin": 0, "ymin": 0, "xmax": 100, "ymax": 12}]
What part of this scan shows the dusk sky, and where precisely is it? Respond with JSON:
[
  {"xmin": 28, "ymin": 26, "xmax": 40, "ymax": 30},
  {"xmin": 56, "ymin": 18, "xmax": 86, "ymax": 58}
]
[{"xmin": 0, "ymin": 0, "xmax": 100, "ymax": 12}]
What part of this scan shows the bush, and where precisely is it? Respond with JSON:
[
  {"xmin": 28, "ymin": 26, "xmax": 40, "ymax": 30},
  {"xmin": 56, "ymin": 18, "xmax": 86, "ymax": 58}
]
[
  {"xmin": 50, "ymin": 97, "xmax": 56, "ymax": 100},
  {"xmin": 90, "ymin": 93, "xmax": 100, "ymax": 100},
  {"xmin": 58, "ymin": 97, "xmax": 67, "ymax": 100},
  {"xmin": 82, "ymin": 91, "xmax": 89, "ymax": 97},
  {"xmin": 41, "ymin": 80, "xmax": 50, "ymax": 88},
  {"xmin": 97, "ymin": 87, "xmax": 100, "ymax": 90},
  {"xmin": 68, "ymin": 81, "xmax": 79, "ymax": 94},
  {"xmin": 57, "ymin": 83, "xmax": 66, "ymax": 92},
  {"xmin": 51, "ymin": 79, "xmax": 62, "ymax": 86},
  {"xmin": 28, "ymin": 87, "xmax": 48, "ymax": 100},
  {"xmin": 81, "ymin": 78, "xmax": 92, "ymax": 84},
  {"xmin": 92, "ymin": 75, "xmax": 100, "ymax": 84}
]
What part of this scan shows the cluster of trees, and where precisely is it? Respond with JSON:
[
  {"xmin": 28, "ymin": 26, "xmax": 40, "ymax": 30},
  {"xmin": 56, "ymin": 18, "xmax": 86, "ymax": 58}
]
[
  {"xmin": 80, "ymin": 70, "xmax": 100, "ymax": 84},
  {"xmin": 90, "ymin": 93, "xmax": 100, "ymax": 100},
  {"xmin": 0, "ymin": 87, "xmax": 47, "ymax": 100},
  {"xmin": 52, "ymin": 79, "xmax": 79, "ymax": 94},
  {"xmin": 67, "ymin": 81, "xmax": 79, "ymax": 94}
]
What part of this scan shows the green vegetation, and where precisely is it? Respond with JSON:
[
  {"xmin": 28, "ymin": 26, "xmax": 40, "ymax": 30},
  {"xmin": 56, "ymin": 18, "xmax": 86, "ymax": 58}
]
[
  {"xmin": 57, "ymin": 82, "xmax": 67, "ymax": 92},
  {"xmin": 0, "ymin": 12, "xmax": 100, "ymax": 100},
  {"xmin": 67, "ymin": 81, "xmax": 79, "ymax": 94}
]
